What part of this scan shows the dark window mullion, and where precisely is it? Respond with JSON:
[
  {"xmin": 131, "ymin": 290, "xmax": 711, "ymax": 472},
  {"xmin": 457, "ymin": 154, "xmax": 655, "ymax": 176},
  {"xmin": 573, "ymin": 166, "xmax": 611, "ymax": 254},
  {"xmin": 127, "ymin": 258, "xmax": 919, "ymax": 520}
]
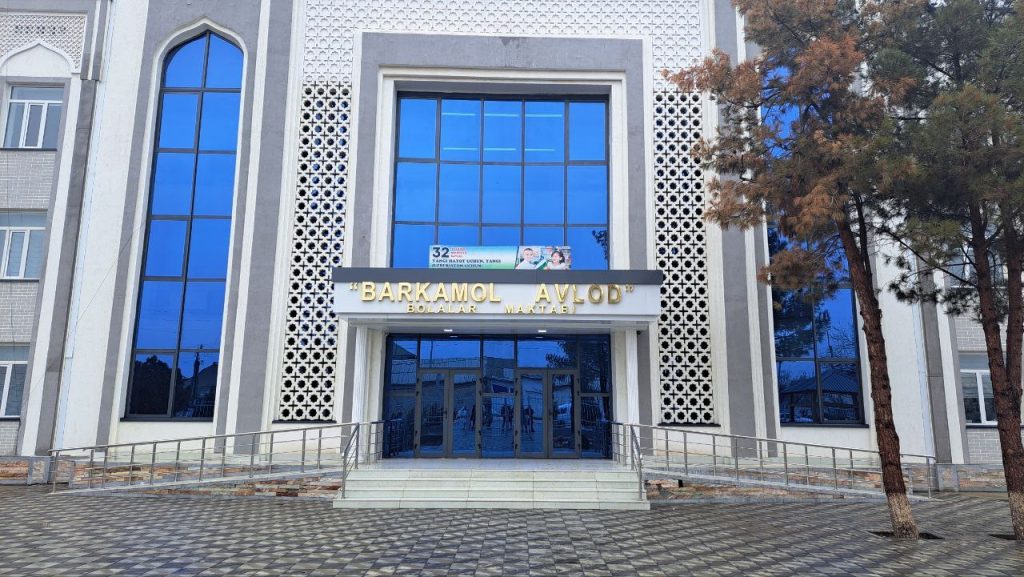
[{"xmin": 563, "ymin": 100, "xmax": 569, "ymax": 246}]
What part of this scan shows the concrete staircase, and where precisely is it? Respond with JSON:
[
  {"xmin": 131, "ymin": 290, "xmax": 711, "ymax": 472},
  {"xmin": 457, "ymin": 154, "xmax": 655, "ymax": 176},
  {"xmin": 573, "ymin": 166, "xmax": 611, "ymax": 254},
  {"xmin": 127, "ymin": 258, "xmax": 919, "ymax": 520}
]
[{"xmin": 333, "ymin": 461, "xmax": 649, "ymax": 510}]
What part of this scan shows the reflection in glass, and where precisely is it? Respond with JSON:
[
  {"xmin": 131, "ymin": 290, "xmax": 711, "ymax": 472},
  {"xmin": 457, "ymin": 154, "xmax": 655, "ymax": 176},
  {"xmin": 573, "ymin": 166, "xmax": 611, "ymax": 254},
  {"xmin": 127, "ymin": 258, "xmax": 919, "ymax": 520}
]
[
  {"xmin": 814, "ymin": 289, "xmax": 857, "ymax": 359},
  {"xmin": 164, "ymin": 37, "xmax": 206, "ymax": 88},
  {"xmin": 451, "ymin": 373, "xmax": 478, "ymax": 456},
  {"xmin": 151, "ymin": 153, "xmax": 195, "ymax": 215},
  {"xmin": 482, "ymin": 226, "xmax": 520, "ymax": 246},
  {"xmin": 4, "ymin": 365, "xmax": 25, "ymax": 416},
  {"xmin": 820, "ymin": 363, "xmax": 860, "ymax": 422},
  {"xmin": 129, "ymin": 354, "xmax": 174, "ymax": 415},
  {"xmin": 438, "ymin": 225, "xmax": 477, "ymax": 246},
  {"xmin": 392, "ymin": 224, "xmax": 433, "ymax": 268},
  {"xmin": 483, "ymin": 100, "xmax": 521, "ymax": 162},
  {"xmin": 580, "ymin": 336, "xmax": 611, "ymax": 392},
  {"xmin": 438, "ymin": 164, "xmax": 480, "ymax": 222},
  {"xmin": 187, "ymin": 220, "xmax": 231, "ymax": 279},
  {"xmin": 523, "ymin": 165, "xmax": 563, "ymax": 225},
  {"xmin": 383, "ymin": 395, "xmax": 416, "ymax": 457},
  {"xmin": 519, "ymin": 373, "xmax": 544, "ymax": 455},
  {"xmin": 568, "ymin": 102, "xmax": 606, "ymax": 161},
  {"xmin": 420, "ymin": 338, "xmax": 480, "ymax": 368},
  {"xmin": 394, "ymin": 163, "xmax": 437, "ymax": 222},
  {"xmin": 440, "ymin": 99, "xmax": 480, "ymax": 161},
  {"xmin": 398, "ymin": 99, "xmax": 436, "ymax": 159},
  {"xmin": 193, "ymin": 154, "xmax": 236, "ymax": 215},
  {"xmin": 961, "ymin": 372, "xmax": 981, "ymax": 423},
  {"xmin": 517, "ymin": 338, "xmax": 575, "ymax": 368},
  {"xmin": 174, "ymin": 352, "xmax": 218, "ymax": 418},
  {"xmin": 482, "ymin": 165, "xmax": 520, "ymax": 223},
  {"xmin": 179, "ymin": 281, "xmax": 226, "ymax": 349},
  {"xmin": 525, "ymin": 101, "xmax": 564, "ymax": 162},
  {"xmin": 158, "ymin": 94, "xmax": 198, "ymax": 148},
  {"xmin": 144, "ymin": 220, "xmax": 187, "ymax": 277},
  {"xmin": 567, "ymin": 226, "xmax": 608, "ymax": 270},
  {"xmin": 772, "ymin": 289, "xmax": 814, "ymax": 358},
  {"xmin": 480, "ymin": 395, "xmax": 515, "ymax": 457},
  {"xmin": 777, "ymin": 360, "xmax": 817, "ymax": 423},
  {"xmin": 524, "ymin": 226, "xmax": 563, "ymax": 247},
  {"xmin": 199, "ymin": 93, "xmax": 240, "ymax": 151},
  {"xmin": 387, "ymin": 339, "xmax": 418, "ymax": 395},
  {"xmin": 482, "ymin": 340, "xmax": 514, "ymax": 393},
  {"xmin": 580, "ymin": 395, "xmax": 611, "ymax": 458},
  {"xmin": 419, "ymin": 372, "xmax": 445, "ymax": 455},
  {"xmin": 551, "ymin": 373, "xmax": 575, "ymax": 455},
  {"xmin": 205, "ymin": 35, "xmax": 244, "ymax": 89},
  {"xmin": 567, "ymin": 166, "xmax": 608, "ymax": 224},
  {"xmin": 135, "ymin": 281, "xmax": 183, "ymax": 349}
]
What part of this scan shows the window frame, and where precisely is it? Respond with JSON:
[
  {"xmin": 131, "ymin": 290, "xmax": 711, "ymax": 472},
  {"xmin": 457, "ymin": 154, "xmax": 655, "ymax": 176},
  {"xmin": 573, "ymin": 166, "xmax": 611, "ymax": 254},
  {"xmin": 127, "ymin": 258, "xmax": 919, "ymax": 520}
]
[
  {"xmin": 960, "ymin": 368, "xmax": 997, "ymax": 425},
  {"xmin": 0, "ymin": 360, "xmax": 27, "ymax": 418},
  {"xmin": 389, "ymin": 92, "xmax": 611, "ymax": 269},
  {"xmin": 0, "ymin": 217, "xmax": 45, "ymax": 279},
  {"xmin": 2, "ymin": 85, "xmax": 64, "ymax": 150},
  {"xmin": 124, "ymin": 32, "xmax": 242, "ymax": 421}
]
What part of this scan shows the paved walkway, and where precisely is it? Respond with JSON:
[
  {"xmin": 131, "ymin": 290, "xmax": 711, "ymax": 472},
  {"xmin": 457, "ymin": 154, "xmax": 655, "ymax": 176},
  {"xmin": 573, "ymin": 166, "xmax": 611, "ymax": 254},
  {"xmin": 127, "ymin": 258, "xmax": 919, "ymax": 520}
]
[{"xmin": 0, "ymin": 486, "xmax": 1022, "ymax": 576}]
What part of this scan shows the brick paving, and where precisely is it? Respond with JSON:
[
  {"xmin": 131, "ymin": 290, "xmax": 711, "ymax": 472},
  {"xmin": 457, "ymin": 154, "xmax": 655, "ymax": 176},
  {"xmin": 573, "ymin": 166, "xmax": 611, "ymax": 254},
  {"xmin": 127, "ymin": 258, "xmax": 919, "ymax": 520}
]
[{"xmin": 0, "ymin": 486, "xmax": 1022, "ymax": 576}]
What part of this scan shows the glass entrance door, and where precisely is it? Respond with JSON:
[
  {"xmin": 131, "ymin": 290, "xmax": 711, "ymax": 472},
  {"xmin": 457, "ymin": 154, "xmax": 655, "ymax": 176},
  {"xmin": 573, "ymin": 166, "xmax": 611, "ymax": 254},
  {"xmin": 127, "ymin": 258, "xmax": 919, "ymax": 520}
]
[
  {"xmin": 415, "ymin": 369, "xmax": 479, "ymax": 458},
  {"xmin": 515, "ymin": 370, "xmax": 579, "ymax": 458}
]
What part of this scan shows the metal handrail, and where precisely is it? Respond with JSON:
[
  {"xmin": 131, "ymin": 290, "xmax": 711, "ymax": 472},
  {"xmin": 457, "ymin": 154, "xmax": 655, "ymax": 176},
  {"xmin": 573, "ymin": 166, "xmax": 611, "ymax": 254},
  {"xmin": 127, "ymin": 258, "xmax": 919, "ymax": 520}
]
[
  {"xmin": 48, "ymin": 421, "xmax": 369, "ymax": 493},
  {"xmin": 629, "ymin": 424, "xmax": 644, "ymax": 500},
  {"xmin": 340, "ymin": 423, "xmax": 359, "ymax": 498}
]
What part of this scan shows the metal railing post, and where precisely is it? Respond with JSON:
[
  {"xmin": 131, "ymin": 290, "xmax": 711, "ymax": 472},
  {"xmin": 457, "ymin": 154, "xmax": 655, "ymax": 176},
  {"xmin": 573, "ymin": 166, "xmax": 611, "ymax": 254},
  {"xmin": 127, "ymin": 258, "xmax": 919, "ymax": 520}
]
[
  {"xmin": 317, "ymin": 428, "xmax": 323, "ymax": 470},
  {"xmin": 301, "ymin": 428, "xmax": 307, "ymax": 473},
  {"xmin": 51, "ymin": 451, "xmax": 60, "ymax": 493},
  {"xmin": 354, "ymin": 425, "xmax": 360, "ymax": 469},
  {"xmin": 199, "ymin": 437, "xmax": 206, "ymax": 481},
  {"xmin": 711, "ymin": 434, "xmax": 718, "ymax": 477},
  {"xmin": 783, "ymin": 442, "xmax": 789, "ymax": 486},
  {"xmin": 907, "ymin": 464, "xmax": 915, "ymax": 496},
  {"xmin": 149, "ymin": 442, "xmax": 157, "ymax": 486},
  {"xmin": 804, "ymin": 445, "xmax": 809, "ymax": 485},
  {"xmin": 88, "ymin": 449, "xmax": 95, "ymax": 489},
  {"xmin": 128, "ymin": 445, "xmax": 136, "ymax": 487},
  {"xmin": 683, "ymin": 431, "xmax": 689, "ymax": 476},
  {"xmin": 733, "ymin": 437, "xmax": 740, "ymax": 482},
  {"xmin": 268, "ymin": 432, "xmax": 274, "ymax": 474},
  {"xmin": 664, "ymin": 428, "xmax": 669, "ymax": 471},
  {"xmin": 832, "ymin": 448, "xmax": 838, "ymax": 490},
  {"xmin": 758, "ymin": 440, "xmax": 764, "ymax": 481},
  {"xmin": 101, "ymin": 450, "xmax": 108, "ymax": 488},
  {"xmin": 249, "ymin": 433, "xmax": 257, "ymax": 478},
  {"xmin": 173, "ymin": 441, "xmax": 181, "ymax": 482},
  {"xmin": 221, "ymin": 438, "xmax": 227, "ymax": 477}
]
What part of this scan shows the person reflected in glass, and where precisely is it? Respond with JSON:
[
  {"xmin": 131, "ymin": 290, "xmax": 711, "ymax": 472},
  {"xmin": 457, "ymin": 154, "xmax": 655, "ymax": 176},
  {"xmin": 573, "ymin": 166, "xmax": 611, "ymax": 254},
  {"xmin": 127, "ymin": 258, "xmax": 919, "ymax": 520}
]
[
  {"xmin": 547, "ymin": 249, "xmax": 569, "ymax": 270},
  {"xmin": 523, "ymin": 403, "xmax": 536, "ymax": 433}
]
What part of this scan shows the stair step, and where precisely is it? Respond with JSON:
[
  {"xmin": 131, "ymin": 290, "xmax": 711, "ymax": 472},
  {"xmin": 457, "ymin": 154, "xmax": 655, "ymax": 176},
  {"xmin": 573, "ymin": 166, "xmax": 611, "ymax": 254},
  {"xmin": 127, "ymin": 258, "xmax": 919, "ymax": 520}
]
[{"xmin": 332, "ymin": 497, "xmax": 649, "ymax": 510}]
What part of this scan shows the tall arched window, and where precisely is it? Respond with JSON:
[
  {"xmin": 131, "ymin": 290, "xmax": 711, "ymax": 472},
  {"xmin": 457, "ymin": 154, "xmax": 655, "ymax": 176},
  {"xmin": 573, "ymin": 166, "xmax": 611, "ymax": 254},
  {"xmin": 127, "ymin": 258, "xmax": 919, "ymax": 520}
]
[{"xmin": 126, "ymin": 32, "xmax": 242, "ymax": 419}]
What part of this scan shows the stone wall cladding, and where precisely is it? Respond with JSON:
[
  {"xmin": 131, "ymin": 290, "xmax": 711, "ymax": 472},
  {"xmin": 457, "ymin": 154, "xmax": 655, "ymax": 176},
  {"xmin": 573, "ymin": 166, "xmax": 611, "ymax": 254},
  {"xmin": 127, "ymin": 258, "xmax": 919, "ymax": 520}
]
[
  {"xmin": 0, "ymin": 421, "xmax": 18, "ymax": 456},
  {"xmin": 278, "ymin": 0, "xmax": 715, "ymax": 423},
  {"xmin": 0, "ymin": 151, "xmax": 55, "ymax": 210},
  {"xmin": 0, "ymin": 282, "xmax": 39, "ymax": 342}
]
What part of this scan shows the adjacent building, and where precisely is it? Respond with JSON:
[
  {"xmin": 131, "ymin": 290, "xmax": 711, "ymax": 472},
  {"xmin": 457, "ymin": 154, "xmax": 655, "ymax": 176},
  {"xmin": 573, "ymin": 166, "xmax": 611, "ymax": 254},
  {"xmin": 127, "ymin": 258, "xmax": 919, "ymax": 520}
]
[{"xmin": 0, "ymin": 0, "xmax": 1016, "ymax": 469}]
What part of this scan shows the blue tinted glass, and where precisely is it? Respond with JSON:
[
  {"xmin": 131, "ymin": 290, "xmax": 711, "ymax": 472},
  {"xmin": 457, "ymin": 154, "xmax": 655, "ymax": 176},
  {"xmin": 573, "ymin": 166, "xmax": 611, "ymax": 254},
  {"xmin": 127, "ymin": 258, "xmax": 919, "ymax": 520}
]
[
  {"xmin": 438, "ymin": 164, "xmax": 480, "ymax": 222},
  {"xmin": 525, "ymin": 101, "xmax": 564, "ymax": 161},
  {"xmin": 815, "ymin": 288, "xmax": 857, "ymax": 359},
  {"xmin": 483, "ymin": 100, "xmax": 521, "ymax": 161},
  {"xmin": 777, "ymin": 360, "xmax": 817, "ymax": 423},
  {"xmin": 580, "ymin": 336, "xmax": 611, "ymax": 392},
  {"xmin": 388, "ymin": 339, "xmax": 418, "ymax": 394},
  {"xmin": 179, "ymin": 281, "xmax": 226, "ymax": 349},
  {"xmin": 198, "ymin": 93, "xmax": 240, "ymax": 151},
  {"xmin": 129, "ymin": 353, "xmax": 174, "ymax": 415},
  {"xmin": 569, "ymin": 102, "xmax": 606, "ymax": 160},
  {"xmin": 193, "ymin": 154, "xmax": 236, "ymax": 216},
  {"xmin": 523, "ymin": 165, "xmax": 563, "ymax": 224},
  {"xmin": 420, "ymin": 338, "xmax": 480, "ymax": 368},
  {"xmin": 438, "ymin": 225, "xmax": 478, "ymax": 245},
  {"xmin": 392, "ymin": 224, "xmax": 434, "ymax": 268},
  {"xmin": 151, "ymin": 153, "xmax": 195, "ymax": 215},
  {"xmin": 482, "ymin": 226, "xmax": 520, "ymax": 246},
  {"xmin": 145, "ymin": 220, "xmax": 187, "ymax": 277},
  {"xmin": 820, "ymin": 362, "xmax": 860, "ymax": 422},
  {"xmin": 772, "ymin": 289, "xmax": 814, "ymax": 358},
  {"xmin": 135, "ymin": 281, "xmax": 183, "ymax": 349},
  {"xmin": 158, "ymin": 93, "xmax": 199, "ymax": 148},
  {"xmin": 164, "ymin": 36, "xmax": 206, "ymax": 88},
  {"xmin": 205, "ymin": 35, "xmax": 242, "ymax": 89},
  {"xmin": 482, "ymin": 165, "xmax": 520, "ymax": 224},
  {"xmin": 524, "ymin": 227, "xmax": 563, "ymax": 247},
  {"xmin": 567, "ymin": 166, "xmax": 608, "ymax": 224},
  {"xmin": 394, "ymin": 162, "xmax": 437, "ymax": 221},
  {"xmin": 187, "ymin": 219, "xmax": 231, "ymax": 279},
  {"xmin": 567, "ymin": 226, "xmax": 607, "ymax": 270},
  {"xmin": 517, "ymin": 338, "xmax": 575, "ymax": 368},
  {"xmin": 482, "ymin": 339, "xmax": 515, "ymax": 393},
  {"xmin": 398, "ymin": 98, "xmax": 436, "ymax": 159},
  {"xmin": 440, "ymin": 99, "xmax": 480, "ymax": 161},
  {"xmin": 174, "ymin": 351, "xmax": 219, "ymax": 418}
]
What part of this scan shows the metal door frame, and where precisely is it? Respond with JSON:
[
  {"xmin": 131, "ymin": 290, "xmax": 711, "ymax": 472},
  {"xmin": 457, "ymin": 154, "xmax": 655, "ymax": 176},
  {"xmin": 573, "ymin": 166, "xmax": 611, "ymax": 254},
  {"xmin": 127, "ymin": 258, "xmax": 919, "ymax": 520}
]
[
  {"xmin": 414, "ymin": 368, "xmax": 481, "ymax": 458},
  {"xmin": 514, "ymin": 369, "xmax": 580, "ymax": 459}
]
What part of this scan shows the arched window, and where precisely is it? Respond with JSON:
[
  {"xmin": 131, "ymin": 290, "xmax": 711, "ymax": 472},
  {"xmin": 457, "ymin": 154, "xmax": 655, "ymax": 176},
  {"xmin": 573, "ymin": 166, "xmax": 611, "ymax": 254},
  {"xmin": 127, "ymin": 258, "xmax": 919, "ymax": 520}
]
[{"xmin": 126, "ymin": 32, "xmax": 242, "ymax": 419}]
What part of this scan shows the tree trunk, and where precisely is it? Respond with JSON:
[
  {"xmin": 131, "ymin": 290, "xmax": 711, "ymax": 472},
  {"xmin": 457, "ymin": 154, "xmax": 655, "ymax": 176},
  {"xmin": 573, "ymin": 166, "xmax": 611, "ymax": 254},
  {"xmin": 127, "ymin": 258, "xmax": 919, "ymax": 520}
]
[
  {"xmin": 972, "ymin": 203, "xmax": 1024, "ymax": 540},
  {"xmin": 837, "ymin": 216, "xmax": 919, "ymax": 539}
]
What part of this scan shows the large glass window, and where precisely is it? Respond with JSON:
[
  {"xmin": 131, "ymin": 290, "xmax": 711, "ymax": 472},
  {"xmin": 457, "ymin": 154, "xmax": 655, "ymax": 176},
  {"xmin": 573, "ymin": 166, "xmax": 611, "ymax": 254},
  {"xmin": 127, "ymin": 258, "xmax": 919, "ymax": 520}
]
[
  {"xmin": 3, "ymin": 86, "xmax": 63, "ymax": 149},
  {"xmin": 769, "ymin": 227, "xmax": 863, "ymax": 425},
  {"xmin": 126, "ymin": 33, "xmax": 242, "ymax": 419},
  {"xmin": 0, "ymin": 212, "xmax": 46, "ymax": 279},
  {"xmin": 0, "ymin": 345, "xmax": 28, "ymax": 418},
  {"xmin": 392, "ymin": 95, "xmax": 609, "ymax": 269}
]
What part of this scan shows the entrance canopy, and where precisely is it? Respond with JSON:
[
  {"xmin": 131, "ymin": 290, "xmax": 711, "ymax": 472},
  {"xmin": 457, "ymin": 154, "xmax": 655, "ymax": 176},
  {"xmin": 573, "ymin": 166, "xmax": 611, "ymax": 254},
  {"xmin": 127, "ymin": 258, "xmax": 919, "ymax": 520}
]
[{"xmin": 332, "ymin": 268, "xmax": 663, "ymax": 331}]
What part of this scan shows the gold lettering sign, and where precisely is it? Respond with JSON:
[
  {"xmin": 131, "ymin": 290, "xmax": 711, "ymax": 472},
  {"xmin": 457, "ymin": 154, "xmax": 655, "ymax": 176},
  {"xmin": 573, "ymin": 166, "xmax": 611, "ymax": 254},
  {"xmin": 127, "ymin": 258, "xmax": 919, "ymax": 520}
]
[{"xmin": 348, "ymin": 282, "xmax": 635, "ymax": 314}]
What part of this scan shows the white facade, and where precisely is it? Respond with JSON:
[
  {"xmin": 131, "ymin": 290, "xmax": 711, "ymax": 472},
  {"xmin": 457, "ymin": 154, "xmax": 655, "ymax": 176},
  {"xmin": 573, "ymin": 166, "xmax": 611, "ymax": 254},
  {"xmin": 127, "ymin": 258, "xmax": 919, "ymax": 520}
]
[{"xmin": 0, "ymin": 0, "xmax": 994, "ymax": 467}]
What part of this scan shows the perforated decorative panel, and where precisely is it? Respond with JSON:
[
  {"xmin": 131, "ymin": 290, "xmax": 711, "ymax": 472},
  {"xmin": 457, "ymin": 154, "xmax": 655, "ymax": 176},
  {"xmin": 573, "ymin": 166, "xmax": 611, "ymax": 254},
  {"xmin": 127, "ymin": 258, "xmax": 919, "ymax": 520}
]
[
  {"xmin": 0, "ymin": 12, "xmax": 87, "ymax": 72},
  {"xmin": 279, "ymin": 0, "xmax": 714, "ymax": 423}
]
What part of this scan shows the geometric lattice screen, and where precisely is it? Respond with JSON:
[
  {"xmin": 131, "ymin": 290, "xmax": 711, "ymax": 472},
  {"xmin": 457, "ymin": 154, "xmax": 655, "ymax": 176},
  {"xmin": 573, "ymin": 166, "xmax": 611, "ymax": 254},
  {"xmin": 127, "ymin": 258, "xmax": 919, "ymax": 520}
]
[{"xmin": 278, "ymin": 0, "xmax": 714, "ymax": 424}]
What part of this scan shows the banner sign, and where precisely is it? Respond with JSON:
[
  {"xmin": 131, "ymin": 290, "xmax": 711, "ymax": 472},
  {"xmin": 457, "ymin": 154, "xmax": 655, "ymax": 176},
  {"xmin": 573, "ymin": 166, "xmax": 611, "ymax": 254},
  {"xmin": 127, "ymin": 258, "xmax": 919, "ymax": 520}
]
[{"xmin": 429, "ymin": 245, "xmax": 572, "ymax": 270}]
